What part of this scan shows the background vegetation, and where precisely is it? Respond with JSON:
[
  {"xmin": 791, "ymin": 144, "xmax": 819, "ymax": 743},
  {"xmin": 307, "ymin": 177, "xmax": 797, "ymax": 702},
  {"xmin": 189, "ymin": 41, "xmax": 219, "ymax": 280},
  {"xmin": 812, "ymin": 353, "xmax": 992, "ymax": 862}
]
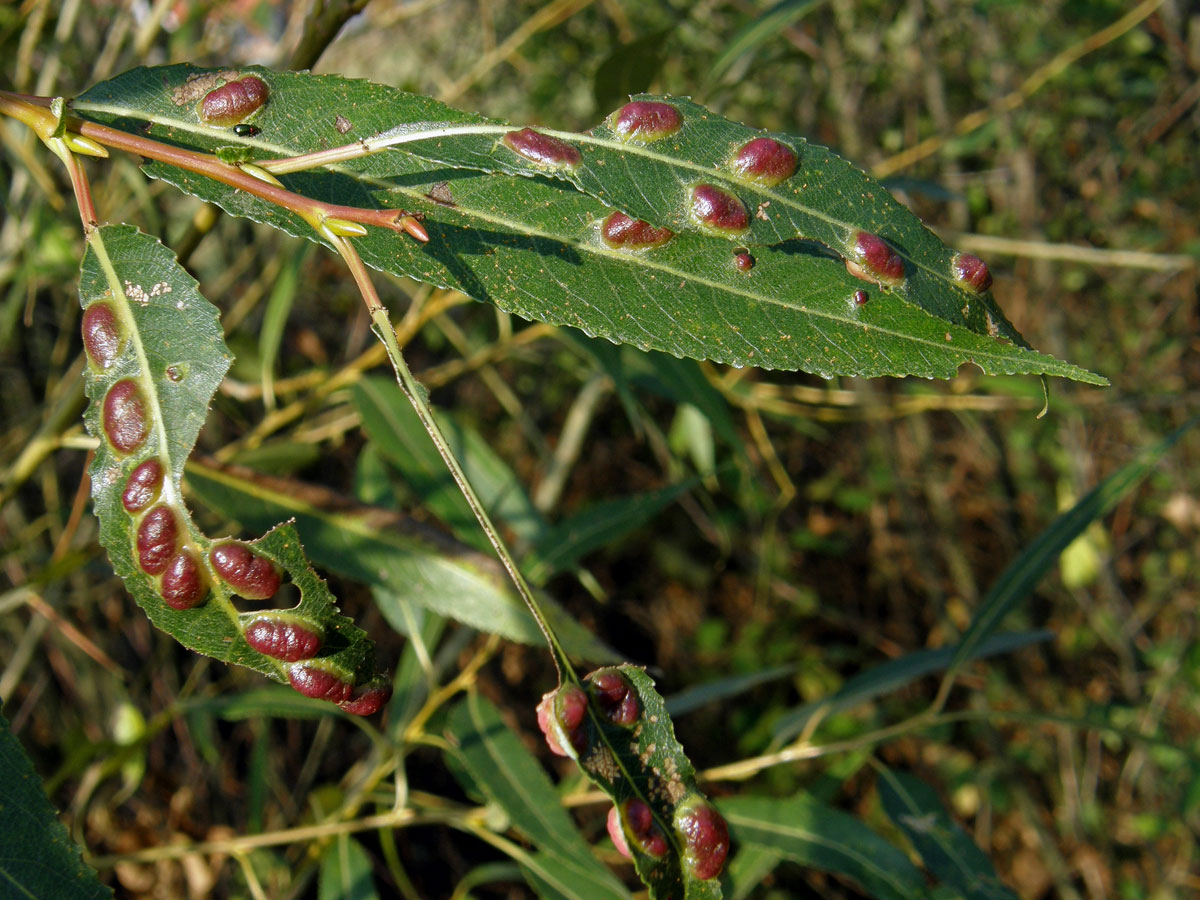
[{"xmin": 1, "ymin": 0, "xmax": 1196, "ymax": 897}]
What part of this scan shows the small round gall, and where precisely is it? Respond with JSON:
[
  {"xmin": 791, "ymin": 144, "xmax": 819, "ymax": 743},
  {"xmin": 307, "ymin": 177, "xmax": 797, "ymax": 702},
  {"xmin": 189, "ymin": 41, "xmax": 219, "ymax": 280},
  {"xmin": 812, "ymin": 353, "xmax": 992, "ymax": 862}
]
[
  {"xmin": 618, "ymin": 798, "xmax": 668, "ymax": 858},
  {"xmin": 607, "ymin": 805, "xmax": 632, "ymax": 858},
  {"xmin": 102, "ymin": 379, "xmax": 149, "ymax": 454},
  {"xmin": 288, "ymin": 664, "xmax": 353, "ymax": 703},
  {"xmin": 610, "ymin": 101, "xmax": 682, "ymax": 143},
  {"xmin": 690, "ymin": 185, "xmax": 749, "ymax": 234},
  {"xmin": 339, "ymin": 682, "xmax": 394, "ymax": 716},
  {"xmin": 81, "ymin": 303, "xmax": 123, "ymax": 369},
  {"xmin": 673, "ymin": 798, "xmax": 730, "ymax": 881},
  {"xmin": 535, "ymin": 683, "xmax": 588, "ymax": 757},
  {"xmin": 845, "ymin": 231, "xmax": 905, "ymax": 285},
  {"xmin": 199, "ymin": 75, "xmax": 269, "ymax": 127},
  {"xmin": 160, "ymin": 549, "xmax": 208, "ymax": 610},
  {"xmin": 210, "ymin": 541, "xmax": 282, "ymax": 600},
  {"xmin": 730, "ymin": 137, "xmax": 797, "ymax": 186},
  {"xmin": 136, "ymin": 506, "xmax": 179, "ymax": 576},
  {"xmin": 244, "ymin": 617, "xmax": 323, "ymax": 662},
  {"xmin": 953, "ymin": 252, "xmax": 993, "ymax": 292},
  {"xmin": 587, "ymin": 668, "xmax": 639, "ymax": 726},
  {"xmin": 600, "ymin": 211, "xmax": 674, "ymax": 250},
  {"xmin": 122, "ymin": 459, "xmax": 164, "ymax": 513},
  {"xmin": 502, "ymin": 128, "xmax": 582, "ymax": 169},
  {"xmin": 734, "ymin": 250, "xmax": 755, "ymax": 272},
  {"xmin": 853, "ymin": 289, "xmax": 869, "ymax": 306}
]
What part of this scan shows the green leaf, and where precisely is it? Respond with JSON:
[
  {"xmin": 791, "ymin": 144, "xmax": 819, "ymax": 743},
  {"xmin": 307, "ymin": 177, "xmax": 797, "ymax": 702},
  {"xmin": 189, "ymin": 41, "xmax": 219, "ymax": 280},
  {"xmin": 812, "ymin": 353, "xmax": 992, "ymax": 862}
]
[
  {"xmin": 79, "ymin": 224, "xmax": 383, "ymax": 692},
  {"xmin": 876, "ymin": 768, "xmax": 1017, "ymax": 899},
  {"xmin": 723, "ymin": 843, "xmax": 783, "ymax": 900},
  {"xmin": 708, "ymin": 0, "xmax": 832, "ymax": 83},
  {"xmin": 719, "ymin": 793, "xmax": 927, "ymax": 900},
  {"xmin": 665, "ymin": 664, "xmax": 796, "ymax": 717},
  {"xmin": 72, "ymin": 65, "xmax": 1103, "ymax": 384},
  {"xmin": 557, "ymin": 666, "xmax": 725, "ymax": 900},
  {"xmin": 0, "ymin": 711, "xmax": 113, "ymax": 900},
  {"xmin": 183, "ymin": 459, "xmax": 613, "ymax": 661},
  {"xmin": 353, "ymin": 376, "xmax": 546, "ymax": 552},
  {"xmin": 189, "ymin": 686, "xmax": 344, "ymax": 721},
  {"xmin": 445, "ymin": 694, "xmax": 631, "ymax": 900},
  {"xmin": 318, "ymin": 835, "xmax": 380, "ymax": 900},
  {"xmin": 522, "ymin": 481, "xmax": 696, "ymax": 584},
  {"xmin": 772, "ymin": 630, "xmax": 1053, "ymax": 743},
  {"xmin": 944, "ymin": 416, "xmax": 1198, "ymax": 680}
]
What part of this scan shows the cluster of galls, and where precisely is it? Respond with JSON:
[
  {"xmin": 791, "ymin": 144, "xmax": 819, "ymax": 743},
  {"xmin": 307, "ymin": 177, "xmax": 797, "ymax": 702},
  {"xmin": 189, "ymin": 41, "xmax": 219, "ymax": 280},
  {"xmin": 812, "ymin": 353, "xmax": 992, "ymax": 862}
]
[
  {"xmin": 84, "ymin": 296, "xmax": 389, "ymax": 716},
  {"xmin": 536, "ymin": 669, "xmax": 730, "ymax": 881},
  {"xmin": 500, "ymin": 99, "xmax": 999, "ymax": 298}
]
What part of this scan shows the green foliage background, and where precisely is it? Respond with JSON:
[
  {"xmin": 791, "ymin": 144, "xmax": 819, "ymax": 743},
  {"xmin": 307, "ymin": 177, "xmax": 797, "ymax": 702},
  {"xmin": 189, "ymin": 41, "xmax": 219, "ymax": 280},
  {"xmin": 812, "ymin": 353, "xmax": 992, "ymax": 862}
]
[{"xmin": 0, "ymin": 1, "xmax": 1196, "ymax": 898}]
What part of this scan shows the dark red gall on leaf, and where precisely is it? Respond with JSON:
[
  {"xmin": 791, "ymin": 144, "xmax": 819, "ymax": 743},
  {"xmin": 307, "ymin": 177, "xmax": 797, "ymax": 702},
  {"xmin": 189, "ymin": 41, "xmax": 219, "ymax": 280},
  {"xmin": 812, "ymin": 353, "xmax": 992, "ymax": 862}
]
[
  {"xmin": 611, "ymin": 101, "xmax": 682, "ymax": 142},
  {"xmin": 136, "ymin": 506, "xmax": 179, "ymax": 575},
  {"xmin": 199, "ymin": 75, "xmax": 269, "ymax": 127},
  {"xmin": 160, "ymin": 549, "xmax": 208, "ymax": 610},
  {"xmin": 122, "ymin": 459, "xmax": 164, "ymax": 513},
  {"xmin": 953, "ymin": 252, "xmax": 993, "ymax": 292},
  {"xmin": 731, "ymin": 137, "xmax": 797, "ymax": 186},
  {"xmin": 244, "ymin": 617, "xmax": 323, "ymax": 662},
  {"xmin": 853, "ymin": 289, "xmax": 869, "ymax": 306},
  {"xmin": 734, "ymin": 250, "xmax": 755, "ymax": 272},
  {"xmin": 845, "ymin": 231, "xmax": 905, "ymax": 285},
  {"xmin": 607, "ymin": 805, "xmax": 632, "ymax": 858},
  {"xmin": 536, "ymin": 683, "xmax": 588, "ymax": 757},
  {"xmin": 81, "ymin": 303, "xmax": 122, "ymax": 369},
  {"xmin": 339, "ymin": 682, "xmax": 393, "ymax": 716},
  {"xmin": 674, "ymin": 798, "xmax": 730, "ymax": 880},
  {"xmin": 690, "ymin": 185, "xmax": 749, "ymax": 233},
  {"xmin": 587, "ymin": 668, "xmax": 639, "ymax": 726},
  {"xmin": 288, "ymin": 664, "xmax": 353, "ymax": 703},
  {"xmin": 210, "ymin": 541, "xmax": 281, "ymax": 600},
  {"xmin": 620, "ymin": 798, "xmax": 668, "ymax": 858},
  {"xmin": 502, "ymin": 128, "xmax": 582, "ymax": 169},
  {"xmin": 102, "ymin": 379, "xmax": 149, "ymax": 454},
  {"xmin": 601, "ymin": 211, "xmax": 674, "ymax": 250}
]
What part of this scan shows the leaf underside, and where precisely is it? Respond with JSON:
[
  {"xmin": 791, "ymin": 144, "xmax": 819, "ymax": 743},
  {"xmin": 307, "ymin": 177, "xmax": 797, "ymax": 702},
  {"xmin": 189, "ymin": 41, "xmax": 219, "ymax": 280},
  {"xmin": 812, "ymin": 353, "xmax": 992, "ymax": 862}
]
[
  {"xmin": 571, "ymin": 666, "xmax": 723, "ymax": 900},
  {"xmin": 71, "ymin": 65, "xmax": 1105, "ymax": 384}
]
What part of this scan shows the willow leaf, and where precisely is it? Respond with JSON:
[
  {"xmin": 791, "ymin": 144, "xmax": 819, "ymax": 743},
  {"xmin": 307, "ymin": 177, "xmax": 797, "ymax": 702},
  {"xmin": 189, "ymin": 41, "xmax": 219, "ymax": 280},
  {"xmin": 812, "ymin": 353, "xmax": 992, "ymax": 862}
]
[
  {"xmin": 0, "ymin": 712, "xmax": 112, "ymax": 900},
  {"xmin": 544, "ymin": 666, "xmax": 726, "ymax": 900},
  {"xmin": 182, "ymin": 459, "xmax": 614, "ymax": 661},
  {"xmin": 70, "ymin": 65, "xmax": 1103, "ymax": 384},
  {"xmin": 80, "ymin": 224, "xmax": 385, "ymax": 704},
  {"xmin": 720, "ymin": 794, "xmax": 927, "ymax": 900},
  {"xmin": 446, "ymin": 694, "xmax": 631, "ymax": 900},
  {"xmin": 877, "ymin": 768, "xmax": 1018, "ymax": 899}
]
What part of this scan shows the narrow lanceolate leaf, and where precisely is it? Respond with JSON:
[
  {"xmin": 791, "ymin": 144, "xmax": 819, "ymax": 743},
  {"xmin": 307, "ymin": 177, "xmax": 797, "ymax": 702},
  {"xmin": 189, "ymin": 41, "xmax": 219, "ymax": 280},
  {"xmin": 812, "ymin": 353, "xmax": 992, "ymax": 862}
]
[
  {"xmin": 719, "ymin": 794, "xmax": 927, "ymax": 900},
  {"xmin": 876, "ymin": 768, "xmax": 1018, "ymax": 900},
  {"xmin": 771, "ymin": 630, "xmax": 1053, "ymax": 743},
  {"xmin": 945, "ymin": 416, "xmax": 1197, "ymax": 679},
  {"xmin": 70, "ymin": 65, "xmax": 1104, "ymax": 384},
  {"xmin": 80, "ymin": 225, "xmax": 386, "ymax": 710},
  {"xmin": 0, "ymin": 712, "xmax": 113, "ymax": 900},
  {"xmin": 446, "ymin": 694, "xmax": 631, "ymax": 900},
  {"xmin": 183, "ymin": 459, "xmax": 614, "ymax": 661},
  {"xmin": 539, "ymin": 667, "xmax": 728, "ymax": 900}
]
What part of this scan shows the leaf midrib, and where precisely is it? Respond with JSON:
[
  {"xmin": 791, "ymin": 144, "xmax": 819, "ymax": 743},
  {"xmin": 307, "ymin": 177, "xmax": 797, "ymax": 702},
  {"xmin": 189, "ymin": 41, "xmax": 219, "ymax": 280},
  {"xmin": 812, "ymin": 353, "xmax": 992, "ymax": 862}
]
[
  {"xmin": 72, "ymin": 94, "xmax": 953, "ymax": 294},
  {"xmin": 74, "ymin": 95, "xmax": 1099, "ymax": 382}
]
